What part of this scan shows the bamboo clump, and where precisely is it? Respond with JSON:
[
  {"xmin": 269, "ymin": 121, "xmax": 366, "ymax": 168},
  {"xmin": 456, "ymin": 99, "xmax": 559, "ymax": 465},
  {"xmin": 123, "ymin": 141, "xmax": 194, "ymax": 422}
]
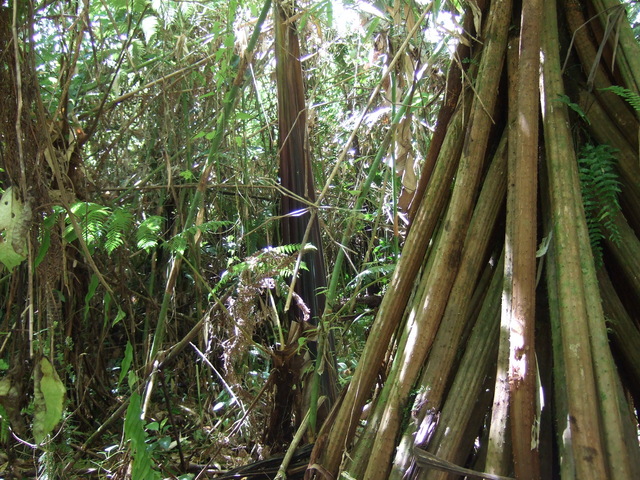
[{"xmin": 309, "ymin": 0, "xmax": 640, "ymax": 478}]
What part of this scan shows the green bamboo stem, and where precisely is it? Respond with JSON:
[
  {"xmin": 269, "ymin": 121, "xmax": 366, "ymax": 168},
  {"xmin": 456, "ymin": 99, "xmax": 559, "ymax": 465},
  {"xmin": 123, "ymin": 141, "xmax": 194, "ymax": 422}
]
[
  {"xmin": 484, "ymin": 33, "xmax": 519, "ymax": 477},
  {"xmin": 597, "ymin": 268, "xmax": 640, "ymax": 402},
  {"xmin": 503, "ymin": 2, "xmax": 542, "ymax": 477},
  {"xmin": 541, "ymin": 0, "xmax": 609, "ymax": 477},
  {"xmin": 606, "ymin": 212, "xmax": 640, "ymax": 302},
  {"xmin": 574, "ymin": 208, "xmax": 635, "ymax": 477},
  {"xmin": 391, "ymin": 131, "xmax": 507, "ymax": 478},
  {"xmin": 312, "ymin": 88, "xmax": 469, "ymax": 477},
  {"xmin": 357, "ymin": 2, "xmax": 512, "ymax": 476},
  {"xmin": 545, "ymin": 243, "xmax": 576, "ymax": 480},
  {"xmin": 420, "ymin": 252, "xmax": 504, "ymax": 480}
]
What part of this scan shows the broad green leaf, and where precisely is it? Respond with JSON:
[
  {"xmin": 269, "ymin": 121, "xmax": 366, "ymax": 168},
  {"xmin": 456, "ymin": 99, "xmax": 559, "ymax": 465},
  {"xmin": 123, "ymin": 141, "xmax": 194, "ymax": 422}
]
[
  {"xmin": 33, "ymin": 357, "xmax": 66, "ymax": 444},
  {"xmin": 0, "ymin": 187, "xmax": 29, "ymax": 271}
]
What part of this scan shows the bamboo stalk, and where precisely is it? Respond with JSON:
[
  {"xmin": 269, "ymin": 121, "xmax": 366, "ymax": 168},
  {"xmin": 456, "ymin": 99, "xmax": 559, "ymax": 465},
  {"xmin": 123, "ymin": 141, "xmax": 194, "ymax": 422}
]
[
  {"xmin": 420, "ymin": 252, "xmax": 504, "ymax": 480},
  {"xmin": 606, "ymin": 212, "xmax": 640, "ymax": 302},
  {"xmin": 504, "ymin": 1, "xmax": 542, "ymax": 477},
  {"xmin": 311, "ymin": 80, "xmax": 470, "ymax": 478},
  {"xmin": 573, "ymin": 200, "xmax": 636, "ymax": 478},
  {"xmin": 597, "ymin": 267, "xmax": 640, "ymax": 403},
  {"xmin": 540, "ymin": 0, "xmax": 609, "ymax": 477},
  {"xmin": 390, "ymin": 130, "xmax": 507, "ymax": 479},
  {"xmin": 357, "ymin": 2, "xmax": 513, "ymax": 477},
  {"xmin": 545, "ymin": 243, "xmax": 577, "ymax": 480},
  {"xmin": 408, "ymin": 0, "xmax": 487, "ymax": 221},
  {"xmin": 484, "ymin": 31, "xmax": 518, "ymax": 477}
]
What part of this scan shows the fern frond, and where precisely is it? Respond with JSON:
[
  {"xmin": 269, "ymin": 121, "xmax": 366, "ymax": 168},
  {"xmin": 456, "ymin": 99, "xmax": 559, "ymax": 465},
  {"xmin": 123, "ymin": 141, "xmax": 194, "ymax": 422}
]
[
  {"xmin": 273, "ymin": 243, "xmax": 302, "ymax": 254},
  {"xmin": 554, "ymin": 94, "xmax": 590, "ymax": 124},
  {"xmin": 105, "ymin": 208, "xmax": 134, "ymax": 255},
  {"xmin": 347, "ymin": 263, "xmax": 396, "ymax": 288},
  {"xmin": 65, "ymin": 202, "xmax": 110, "ymax": 248},
  {"xmin": 601, "ymin": 85, "xmax": 640, "ymax": 111},
  {"xmin": 136, "ymin": 216, "xmax": 164, "ymax": 251},
  {"xmin": 578, "ymin": 143, "xmax": 622, "ymax": 265}
]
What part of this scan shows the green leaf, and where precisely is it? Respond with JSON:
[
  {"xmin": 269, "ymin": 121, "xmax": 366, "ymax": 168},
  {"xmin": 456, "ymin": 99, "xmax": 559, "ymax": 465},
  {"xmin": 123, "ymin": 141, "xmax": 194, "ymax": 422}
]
[
  {"xmin": 146, "ymin": 421, "xmax": 160, "ymax": 431},
  {"xmin": 141, "ymin": 16, "xmax": 159, "ymax": 43},
  {"xmin": 84, "ymin": 274, "xmax": 100, "ymax": 323},
  {"xmin": 65, "ymin": 202, "xmax": 110, "ymax": 249},
  {"xmin": 33, "ymin": 357, "xmax": 66, "ymax": 444},
  {"xmin": 601, "ymin": 85, "xmax": 640, "ymax": 111},
  {"xmin": 137, "ymin": 215, "xmax": 164, "ymax": 251},
  {"xmin": 554, "ymin": 94, "xmax": 590, "ymax": 125},
  {"xmin": 105, "ymin": 207, "xmax": 134, "ymax": 255},
  {"xmin": 118, "ymin": 341, "xmax": 134, "ymax": 387},
  {"xmin": 578, "ymin": 143, "xmax": 622, "ymax": 265},
  {"xmin": 125, "ymin": 392, "xmax": 160, "ymax": 479},
  {"xmin": 112, "ymin": 307, "xmax": 126, "ymax": 326},
  {"xmin": 157, "ymin": 435, "xmax": 172, "ymax": 450},
  {"xmin": 0, "ymin": 187, "xmax": 29, "ymax": 271}
]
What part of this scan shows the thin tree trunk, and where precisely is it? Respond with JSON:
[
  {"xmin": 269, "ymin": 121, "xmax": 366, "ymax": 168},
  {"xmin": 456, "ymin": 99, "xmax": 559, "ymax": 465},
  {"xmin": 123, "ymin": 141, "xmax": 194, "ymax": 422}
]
[
  {"xmin": 540, "ymin": 0, "xmax": 609, "ymax": 476},
  {"xmin": 504, "ymin": 1, "xmax": 542, "ymax": 477}
]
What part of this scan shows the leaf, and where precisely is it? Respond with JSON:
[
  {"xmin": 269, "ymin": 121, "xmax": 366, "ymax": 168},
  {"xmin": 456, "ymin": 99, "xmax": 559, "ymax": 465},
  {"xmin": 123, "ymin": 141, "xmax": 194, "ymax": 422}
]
[
  {"xmin": 105, "ymin": 207, "xmax": 134, "ymax": 255},
  {"xmin": 141, "ymin": 16, "xmax": 159, "ymax": 43},
  {"xmin": 600, "ymin": 85, "xmax": 640, "ymax": 111},
  {"xmin": 125, "ymin": 392, "xmax": 160, "ymax": 479},
  {"xmin": 136, "ymin": 215, "xmax": 164, "ymax": 251},
  {"xmin": 118, "ymin": 341, "xmax": 134, "ymax": 388},
  {"xmin": 112, "ymin": 307, "xmax": 126, "ymax": 326},
  {"xmin": 578, "ymin": 143, "xmax": 622, "ymax": 265},
  {"xmin": 33, "ymin": 357, "xmax": 66, "ymax": 444},
  {"xmin": 0, "ymin": 187, "xmax": 29, "ymax": 271},
  {"xmin": 65, "ymin": 202, "xmax": 110, "ymax": 248},
  {"xmin": 554, "ymin": 94, "xmax": 590, "ymax": 125},
  {"xmin": 84, "ymin": 274, "xmax": 100, "ymax": 322}
]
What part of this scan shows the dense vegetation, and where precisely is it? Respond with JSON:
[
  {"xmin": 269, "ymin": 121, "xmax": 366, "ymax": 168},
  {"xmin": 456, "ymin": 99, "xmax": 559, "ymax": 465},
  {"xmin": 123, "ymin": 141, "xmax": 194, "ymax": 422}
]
[{"xmin": 1, "ymin": 0, "xmax": 640, "ymax": 479}]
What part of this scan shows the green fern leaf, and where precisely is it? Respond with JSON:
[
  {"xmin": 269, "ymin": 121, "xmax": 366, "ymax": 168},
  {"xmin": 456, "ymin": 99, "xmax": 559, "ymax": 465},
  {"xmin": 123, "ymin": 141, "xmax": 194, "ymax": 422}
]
[
  {"xmin": 136, "ymin": 216, "xmax": 164, "ymax": 251},
  {"xmin": 554, "ymin": 94, "xmax": 590, "ymax": 124},
  {"xmin": 65, "ymin": 202, "xmax": 110, "ymax": 249},
  {"xmin": 578, "ymin": 143, "xmax": 622, "ymax": 266},
  {"xmin": 601, "ymin": 85, "xmax": 640, "ymax": 111},
  {"xmin": 105, "ymin": 207, "xmax": 134, "ymax": 255},
  {"xmin": 347, "ymin": 263, "xmax": 396, "ymax": 288}
]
